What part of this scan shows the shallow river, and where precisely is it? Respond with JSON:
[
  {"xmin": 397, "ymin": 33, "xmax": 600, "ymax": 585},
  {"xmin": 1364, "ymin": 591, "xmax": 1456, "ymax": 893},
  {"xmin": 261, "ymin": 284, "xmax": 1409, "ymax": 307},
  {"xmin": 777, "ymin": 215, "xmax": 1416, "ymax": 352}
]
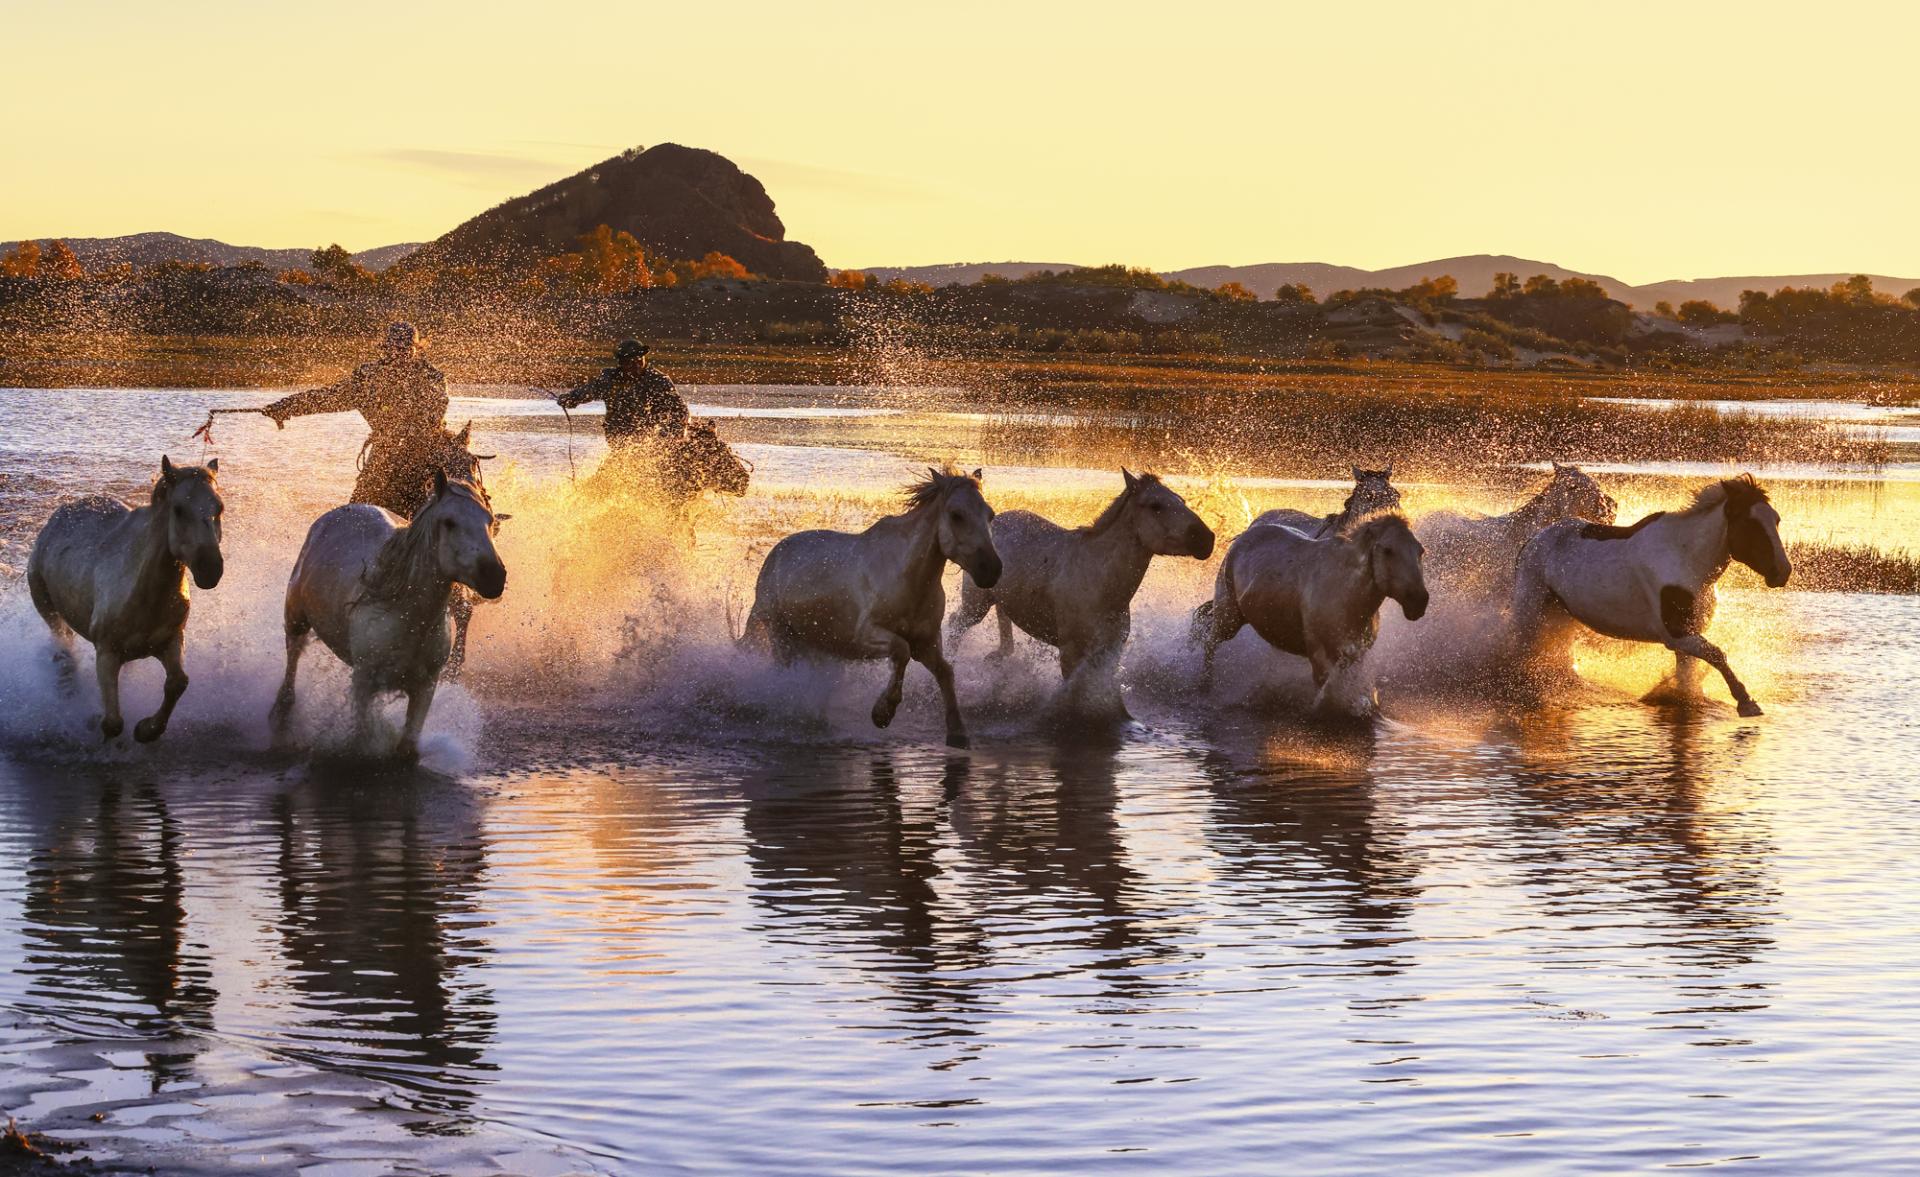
[{"xmin": 1, "ymin": 387, "xmax": 1917, "ymax": 1174}]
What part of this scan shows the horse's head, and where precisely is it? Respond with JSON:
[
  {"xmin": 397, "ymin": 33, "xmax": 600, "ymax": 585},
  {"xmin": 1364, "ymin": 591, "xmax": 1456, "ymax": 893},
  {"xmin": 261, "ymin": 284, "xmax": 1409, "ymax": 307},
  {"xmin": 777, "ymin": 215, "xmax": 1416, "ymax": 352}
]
[
  {"xmin": 913, "ymin": 466, "xmax": 1001, "ymax": 589},
  {"xmin": 421, "ymin": 468, "xmax": 508, "ymax": 599},
  {"xmin": 1350, "ymin": 512, "xmax": 1428, "ymax": 620},
  {"xmin": 430, "ymin": 422, "xmax": 510, "ymax": 532},
  {"xmin": 155, "ymin": 455, "xmax": 225, "ymax": 589},
  {"xmin": 1346, "ymin": 464, "xmax": 1402, "ymax": 518},
  {"xmin": 683, "ymin": 419, "xmax": 751, "ymax": 497},
  {"xmin": 1721, "ymin": 475, "xmax": 1790, "ymax": 588},
  {"xmin": 1541, "ymin": 461, "xmax": 1617, "ymax": 524},
  {"xmin": 1120, "ymin": 469, "xmax": 1215, "ymax": 559}
]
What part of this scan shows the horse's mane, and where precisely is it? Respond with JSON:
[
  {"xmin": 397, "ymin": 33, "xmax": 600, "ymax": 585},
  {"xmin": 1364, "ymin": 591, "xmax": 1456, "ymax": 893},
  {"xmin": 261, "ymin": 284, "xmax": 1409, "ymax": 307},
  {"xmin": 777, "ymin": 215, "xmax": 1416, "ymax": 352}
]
[
  {"xmin": 1337, "ymin": 509, "xmax": 1413, "ymax": 544},
  {"xmin": 1080, "ymin": 472, "xmax": 1162, "ymax": 535},
  {"xmin": 902, "ymin": 465, "xmax": 980, "ymax": 510},
  {"xmin": 148, "ymin": 464, "xmax": 217, "ymax": 507},
  {"xmin": 1683, "ymin": 474, "xmax": 1770, "ymax": 517},
  {"xmin": 362, "ymin": 479, "xmax": 489, "ymax": 603}
]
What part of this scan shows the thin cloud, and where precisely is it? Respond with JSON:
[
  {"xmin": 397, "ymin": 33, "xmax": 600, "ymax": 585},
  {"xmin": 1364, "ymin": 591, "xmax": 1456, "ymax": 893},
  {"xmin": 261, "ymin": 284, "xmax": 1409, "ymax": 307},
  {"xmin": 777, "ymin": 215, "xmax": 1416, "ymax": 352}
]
[
  {"xmin": 737, "ymin": 156, "xmax": 931, "ymax": 202},
  {"xmin": 367, "ymin": 148, "xmax": 568, "ymax": 187}
]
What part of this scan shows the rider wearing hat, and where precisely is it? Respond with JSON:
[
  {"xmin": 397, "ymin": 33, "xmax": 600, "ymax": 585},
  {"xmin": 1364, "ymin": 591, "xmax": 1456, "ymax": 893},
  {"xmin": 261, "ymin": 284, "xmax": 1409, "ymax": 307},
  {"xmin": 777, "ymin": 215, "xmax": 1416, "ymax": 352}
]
[
  {"xmin": 257, "ymin": 321, "xmax": 451, "ymax": 513},
  {"xmin": 555, "ymin": 339, "xmax": 689, "ymax": 450}
]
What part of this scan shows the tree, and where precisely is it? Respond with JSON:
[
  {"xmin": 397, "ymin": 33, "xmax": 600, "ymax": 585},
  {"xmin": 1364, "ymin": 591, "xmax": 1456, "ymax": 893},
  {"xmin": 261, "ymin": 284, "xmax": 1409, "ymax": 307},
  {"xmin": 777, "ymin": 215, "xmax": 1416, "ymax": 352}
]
[
  {"xmin": 1558, "ymin": 277, "xmax": 1607, "ymax": 299},
  {"xmin": 1833, "ymin": 274, "xmax": 1878, "ymax": 305},
  {"xmin": 1653, "ymin": 300, "xmax": 1675, "ymax": 317},
  {"xmin": 1214, "ymin": 281, "xmax": 1257, "ymax": 302},
  {"xmin": 1677, "ymin": 299, "xmax": 1736, "ymax": 325},
  {"xmin": 828, "ymin": 269, "xmax": 873, "ymax": 291},
  {"xmin": 1270, "ymin": 282, "xmax": 1315, "ymax": 305},
  {"xmin": 1489, "ymin": 272, "xmax": 1521, "ymax": 299},
  {"xmin": 41, "ymin": 239, "xmax": 83, "ymax": 280},
  {"xmin": 1, "ymin": 240, "xmax": 42, "ymax": 278},
  {"xmin": 686, "ymin": 251, "xmax": 750, "ymax": 281},
  {"xmin": 1522, "ymin": 274, "xmax": 1560, "ymax": 296},
  {"xmin": 310, "ymin": 243, "xmax": 371, "ymax": 286},
  {"xmin": 1905, "ymin": 288, "xmax": 1920, "ymax": 309}
]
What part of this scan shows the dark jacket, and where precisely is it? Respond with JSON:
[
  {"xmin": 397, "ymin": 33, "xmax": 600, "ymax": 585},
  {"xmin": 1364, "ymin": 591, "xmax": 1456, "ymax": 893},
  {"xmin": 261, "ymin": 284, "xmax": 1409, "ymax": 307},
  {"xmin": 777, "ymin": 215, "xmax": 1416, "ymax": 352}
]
[{"xmin": 557, "ymin": 364, "xmax": 687, "ymax": 448}]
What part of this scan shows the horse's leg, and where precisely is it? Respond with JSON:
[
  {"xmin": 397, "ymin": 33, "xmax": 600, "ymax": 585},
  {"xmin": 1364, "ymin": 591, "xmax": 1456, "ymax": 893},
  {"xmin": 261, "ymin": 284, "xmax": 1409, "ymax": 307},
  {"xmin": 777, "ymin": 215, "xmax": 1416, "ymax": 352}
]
[
  {"xmin": 133, "ymin": 632, "xmax": 188, "ymax": 743},
  {"xmin": 268, "ymin": 625, "xmax": 310, "ymax": 744},
  {"xmin": 871, "ymin": 635, "xmax": 911, "ymax": 729},
  {"xmin": 445, "ymin": 589, "xmax": 474, "ymax": 680},
  {"xmin": 913, "ymin": 638, "xmax": 971, "ymax": 749},
  {"xmin": 992, "ymin": 607, "xmax": 1016, "ymax": 662},
  {"xmin": 95, "ymin": 649, "xmax": 125, "ymax": 741},
  {"xmin": 349, "ymin": 668, "xmax": 380, "ymax": 753},
  {"xmin": 945, "ymin": 578, "xmax": 997, "ymax": 656},
  {"xmin": 397, "ymin": 680, "xmax": 438, "ymax": 761},
  {"xmin": 1667, "ymin": 633, "xmax": 1763, "ymax": 717}
]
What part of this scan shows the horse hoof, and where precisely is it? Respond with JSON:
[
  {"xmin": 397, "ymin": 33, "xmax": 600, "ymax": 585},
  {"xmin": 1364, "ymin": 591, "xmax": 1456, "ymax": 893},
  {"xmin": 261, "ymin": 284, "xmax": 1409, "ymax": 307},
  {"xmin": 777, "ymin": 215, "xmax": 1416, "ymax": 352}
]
[
  {"xmin": 1737, "ymin": 700, "xmax": 1765, "ymax": 718},
  {"xmin": 134, "ymin": 718, "xmax": 164, "ymax": 743},
  {"xmin": 100, "ymin": 718, "xmax": 123, "ymax": 741},
  {"xmin": 946, "ymin": 731, "xmax": 971, "ymax": 750},
  {"xmin": 871, "ymin": 702, "xmax": 898, "ymax": 729}
]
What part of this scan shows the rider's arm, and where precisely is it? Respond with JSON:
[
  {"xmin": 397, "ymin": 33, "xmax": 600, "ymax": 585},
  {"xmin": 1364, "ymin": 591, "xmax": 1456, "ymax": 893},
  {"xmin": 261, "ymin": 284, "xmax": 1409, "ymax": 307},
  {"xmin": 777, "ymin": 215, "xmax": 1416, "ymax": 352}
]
[
  {"xmin": 554, "ymin": 372, "xmax": 610, "ymax": 410},
  {"xmin": 647, "ymin": 369, "xmax": 690, "ymax": 430},
  {"xmin": 260, "ymin": 366, "xmax": 371, "ymax": 425}
]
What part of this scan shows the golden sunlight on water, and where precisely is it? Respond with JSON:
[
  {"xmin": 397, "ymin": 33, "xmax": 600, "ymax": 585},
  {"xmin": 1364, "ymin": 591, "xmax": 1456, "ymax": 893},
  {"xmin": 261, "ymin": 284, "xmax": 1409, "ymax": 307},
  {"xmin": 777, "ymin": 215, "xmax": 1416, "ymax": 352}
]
[{"xmin": 2, "ymin": 386, "xmax": 1918, "ymax": 1173}]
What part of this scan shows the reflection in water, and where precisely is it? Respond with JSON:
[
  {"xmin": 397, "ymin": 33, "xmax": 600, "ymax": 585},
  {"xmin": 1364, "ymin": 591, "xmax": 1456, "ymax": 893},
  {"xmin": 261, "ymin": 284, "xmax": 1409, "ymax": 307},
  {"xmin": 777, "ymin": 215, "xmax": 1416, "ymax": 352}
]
[
  {"xmin": 17, "ymin": 770, "xmax": 216, "ymax": 1091},
  {"xmin": 741, "ymin": 747, "xmax": 992, "ymax": 1052},
  {"xmin": 949, "ymin": 734, "xmax": 1187, "ymax": 1004},
  {"xmin": 1198, "ymin": 720, "xmax": 1421, "ymax": 972},
  {"xmin": 268, "ymin": 766, "xmax": 497, "ymax": 1115},
  {"xmin": 1500, "ymin": 705, "xmax": 1778, "ymax": 978}
]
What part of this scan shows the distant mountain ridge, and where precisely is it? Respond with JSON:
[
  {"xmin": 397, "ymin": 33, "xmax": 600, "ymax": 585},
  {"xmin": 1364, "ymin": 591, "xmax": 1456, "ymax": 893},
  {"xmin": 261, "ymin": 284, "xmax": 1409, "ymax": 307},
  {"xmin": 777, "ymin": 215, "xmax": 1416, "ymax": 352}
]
[
  {"xmin": 861, "ymin": 255, "xmax": 1920, "ymax": 310},
  {"xmin": 0, "ymin": 232, "xmax": 418, "ymax": 272}
]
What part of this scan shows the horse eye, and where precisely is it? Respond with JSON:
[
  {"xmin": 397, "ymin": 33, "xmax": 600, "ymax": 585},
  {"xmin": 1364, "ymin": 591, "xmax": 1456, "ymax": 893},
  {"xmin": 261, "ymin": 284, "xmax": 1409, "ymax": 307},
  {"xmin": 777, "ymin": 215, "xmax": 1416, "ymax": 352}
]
[
  {"xmin": 1148, "ymin": 501, "xmax": 1163, "ymax": 511},
  {"xmin": 442, "ymin": 518, "xmax": 455, "ymax": 530}
]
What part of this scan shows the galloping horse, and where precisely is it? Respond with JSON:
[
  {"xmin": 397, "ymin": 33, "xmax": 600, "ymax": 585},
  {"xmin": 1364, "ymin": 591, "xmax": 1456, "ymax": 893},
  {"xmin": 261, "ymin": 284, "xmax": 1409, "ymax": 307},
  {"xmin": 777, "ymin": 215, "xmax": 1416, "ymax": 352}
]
[
  {"xmin": 583, "ymin": 418, "xmax": 751, "ymax": 509},
  {"xmin": 1509, "ymin": 475, "xmax": 1790, "ymax": 716},
  {"xmin": 271, "ymin": 468, "xmax": 507, "ymax": 759},
  {"xmin": 1193, "ymin": 511, "xmax": 1428, "ymax": 717},
  {"xmin": 948, "ymin": 470, "xmax": 1214, "ymax": 704},
  {"xmin": 27, "ymin": 456, "xmax": 226, "ymax": 742},
  {"xmin": 1420, "ymin": 462, "xmax": 1617, "ymax": 596},
  {"xmin": 740, "ymin": 467, "xmax": 1001, "ymax": 748},
  {"xmin": 1253, "ymin": 465, "xmax": 1401, "ymax": 537}
]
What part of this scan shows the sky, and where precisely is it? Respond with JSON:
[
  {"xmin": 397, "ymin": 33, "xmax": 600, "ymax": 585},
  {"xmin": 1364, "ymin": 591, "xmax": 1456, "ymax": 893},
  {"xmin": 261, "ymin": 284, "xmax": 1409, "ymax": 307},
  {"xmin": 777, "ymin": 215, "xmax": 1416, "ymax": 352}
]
[{"xmin": 3, "ymin": 0, "xmax": 1917, "ymax": 284}]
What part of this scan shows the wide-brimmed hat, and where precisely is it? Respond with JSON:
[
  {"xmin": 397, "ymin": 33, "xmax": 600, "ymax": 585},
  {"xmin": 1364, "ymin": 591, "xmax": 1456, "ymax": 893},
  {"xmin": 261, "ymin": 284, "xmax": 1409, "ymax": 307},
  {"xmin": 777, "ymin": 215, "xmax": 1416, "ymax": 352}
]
[
  {"xmin": 615, "ymin": 338, "xmax": 649, "ymax": 362},
  {"xmin": 385, "ymin": 321, "xmax": 420, "ymax": 351}
]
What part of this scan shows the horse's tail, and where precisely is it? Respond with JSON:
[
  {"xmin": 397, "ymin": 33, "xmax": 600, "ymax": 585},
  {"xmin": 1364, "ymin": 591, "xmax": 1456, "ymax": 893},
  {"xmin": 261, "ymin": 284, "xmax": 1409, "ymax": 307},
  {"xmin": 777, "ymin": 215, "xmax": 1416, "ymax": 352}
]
[{"xmin": 1187, "ymin": 599, "xmax": 1216, "ymax": 646}]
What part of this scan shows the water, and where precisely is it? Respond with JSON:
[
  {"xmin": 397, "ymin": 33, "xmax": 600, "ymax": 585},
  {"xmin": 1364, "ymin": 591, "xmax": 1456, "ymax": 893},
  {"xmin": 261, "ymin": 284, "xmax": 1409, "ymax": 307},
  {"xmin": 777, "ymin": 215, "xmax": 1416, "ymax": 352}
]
[{"xmin": 2, "ymin": 387, "xmax": 1918, "ymax": 1174}]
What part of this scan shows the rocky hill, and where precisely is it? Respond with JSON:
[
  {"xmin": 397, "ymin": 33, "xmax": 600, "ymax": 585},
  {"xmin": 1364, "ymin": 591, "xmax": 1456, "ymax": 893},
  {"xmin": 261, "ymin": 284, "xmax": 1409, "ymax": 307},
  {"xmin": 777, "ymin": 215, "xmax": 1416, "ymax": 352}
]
[{"xmin": 400, "ymin": 144, "xmax": 827, "ymax": 282}]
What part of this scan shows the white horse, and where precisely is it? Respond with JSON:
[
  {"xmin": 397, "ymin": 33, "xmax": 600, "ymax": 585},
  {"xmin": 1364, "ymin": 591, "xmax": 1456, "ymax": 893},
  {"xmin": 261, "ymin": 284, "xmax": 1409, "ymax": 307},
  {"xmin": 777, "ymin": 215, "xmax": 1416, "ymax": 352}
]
[
  {"xmin": 27, "ymin": 456, "xmax": 226, "ymax": 742},
  {"xmin": 1420, "ymin": 462, "xmax": 1617, "ymax": 596},
  {"xmin": 1509, "ymin": 475, "xmax": 1789, "ymax": 717},
  {"xmin": 271, "ymin": 469, "xmax": 507, "ymax": 758},
  {"xmin": 1253, "ymin": 465, "xmax": 1401, "ymax": 537},
  {"xmin": 740, "ymin": 467, "xmax": 1002, "ymax": 748},
  {"xmin": 1193, "ymin": 511, "xmax": 1428, "ymax": 716},
  {"xmin": 947, "ymin": 470, "xmax": 1214, "ymax": 704}
]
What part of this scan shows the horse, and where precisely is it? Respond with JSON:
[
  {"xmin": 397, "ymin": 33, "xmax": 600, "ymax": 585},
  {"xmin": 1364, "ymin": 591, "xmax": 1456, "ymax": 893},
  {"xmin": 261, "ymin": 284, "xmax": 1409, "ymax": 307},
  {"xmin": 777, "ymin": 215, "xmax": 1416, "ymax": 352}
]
[
  {"xmin": 270, "ymin": 468, "xmax": 507, "ymax": 759},
  {"xmin": 739, "ymin": 467, "xmax": 1001, "ymax": 748},
  {"xmin": 26, "ymin": 456, "xmax": 226, "ymax": 742},
  {"xmin": 1508, "ymin": 474, "xmax": 1789, "ymax": 717},
  {"xmin": 1419, "ymin": 462, "xmax": 1617, "ymax": 596},
  {"xmin": 583, "ymin": 418, "xmax": 751, "ymax": 508},
  {"xmin": 1252, "ymin": 465, "xmax": 1401, "ymax": 537},
  {"xmin": 947, "ymin": 470, "xmax": 1214, "ymax": 707},
  {"xmin": 410, "ymin": 423, "xmax": 503, "ymax": 678},
  {"xmin": 1193, "ymin": 511, "xmax": 1428, "ymax": 717}
]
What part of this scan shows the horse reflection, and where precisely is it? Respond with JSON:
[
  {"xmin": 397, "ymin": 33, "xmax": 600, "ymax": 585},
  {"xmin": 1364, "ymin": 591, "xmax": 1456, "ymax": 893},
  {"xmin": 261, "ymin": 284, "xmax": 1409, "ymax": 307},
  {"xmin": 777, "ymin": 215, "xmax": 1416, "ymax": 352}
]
[
  {"xmin": 17, "ymin": 772, "xmax": 215, "ymax": 1091},
  {"xmin": 740, "ymin": 748, "xmax": 990, "ymax": 1043},
  {"xmin": 946, "ymin": 734, "xmax": 1184, "ymax": 999},
  {"xmin": 268, "ymin": 768, "xmax": 496, "ymax": 1115},
  {"xmin": 1500, "ymin": 705, "xmax": 1777, "ymax": 974},
  {"xmin": 1198, "ymin": 719, "xmax": 1421, "ymax": 965}
]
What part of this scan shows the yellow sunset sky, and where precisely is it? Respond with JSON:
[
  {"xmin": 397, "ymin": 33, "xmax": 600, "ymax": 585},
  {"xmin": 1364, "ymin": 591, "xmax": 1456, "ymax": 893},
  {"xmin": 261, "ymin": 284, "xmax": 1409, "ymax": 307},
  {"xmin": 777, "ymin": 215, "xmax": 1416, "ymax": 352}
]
[{"xmin": 3, "ymin": 0, "xmax": 1914, "ymax": 282}]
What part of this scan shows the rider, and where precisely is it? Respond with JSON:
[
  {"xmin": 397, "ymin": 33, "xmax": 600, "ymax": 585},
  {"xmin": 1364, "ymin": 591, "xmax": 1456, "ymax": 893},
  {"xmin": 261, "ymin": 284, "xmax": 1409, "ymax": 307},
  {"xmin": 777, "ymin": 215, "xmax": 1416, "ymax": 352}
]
[
  {"xmin": 258, "ymin": 321, "xmax": 450, "ymax": 515},
  {"xmin": 555, "ymin": 339, "xmax": 688, "ymax": 451}
]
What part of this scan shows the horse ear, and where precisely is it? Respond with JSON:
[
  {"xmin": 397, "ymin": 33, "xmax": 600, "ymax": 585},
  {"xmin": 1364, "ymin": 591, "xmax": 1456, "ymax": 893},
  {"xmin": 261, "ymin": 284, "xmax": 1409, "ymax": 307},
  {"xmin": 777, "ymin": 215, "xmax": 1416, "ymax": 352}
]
[
  {"xmin": 1383, "ymin": 462, "xmax": 1394, "ymax": 479},
  {"xmin": 206, "ymin": 457, "xmax": 219, "ymax": 474},
  {"xmin": 433, "ymin": 467, "xmax": 449, "ymax": 498},
  {"xmin": 493, "ymin": 513, "xmax": 513, "ymax": 524},
  {"xmin": 160, "ymin": 454, "xmax": 175, "ymax": 482},
  {"xmin": 1351, "ymin": 464, "xmax": 1362, "ymax": 480},
  {"xmin": 1121, "ymin": 467, "xmax": 1137, "ymax": 487},
  {"xmin": 454, "ymin": 421, "xmax": 472, "ymax": 447},
  {"xmin": 971, "ymin": 468, "xmax": 983, "ymax": 481}
]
